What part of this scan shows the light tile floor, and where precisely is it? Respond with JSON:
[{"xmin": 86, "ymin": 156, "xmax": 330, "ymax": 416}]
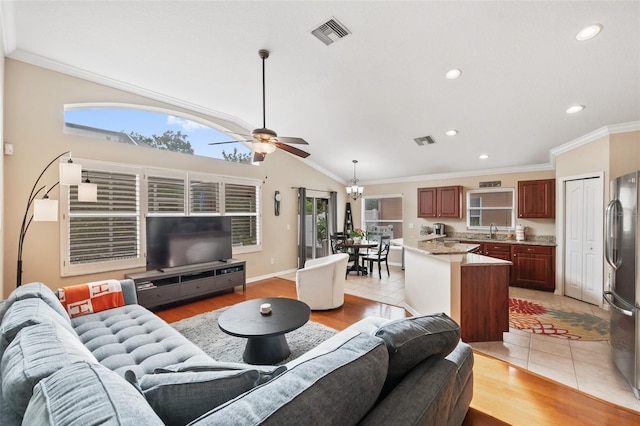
[{"xmin": 283, "ymin": 265, "xmax": 640, "ymax": 412}]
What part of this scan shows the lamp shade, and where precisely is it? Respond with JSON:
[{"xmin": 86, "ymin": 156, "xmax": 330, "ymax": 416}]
[
  {"xmin": 33, "ymin": 198, "xmax": 59, "ymax": 221},
  {"xmin": 60, "ymin": 162, "xmax": 82, "ymax": 185},
  {"xmin": 78, "ymin": 182, "xmax": 98, "ymax": 202},
  {"xmin": 253, "ymin": 142, "xmax": 277, "ymax": 154}
]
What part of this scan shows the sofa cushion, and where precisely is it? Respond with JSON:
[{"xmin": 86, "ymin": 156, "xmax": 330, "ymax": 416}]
[
  {"xmin": 0, "ymin": 282, "xmax": 69, "ymax": 324},
  {"xmin": 71, "ymin": 304, "xmax": 213, "ymax": 377},
  {"xmin": 373, "ymin": 312, "xmax": 461, "ymax": 397},
  {"xmin": 22, "ymin": 361, "xmax": 164, "ymax": 426},
  {"xmin": 1, "ymin": 322, "xmax": 99, "ymax": 419},
  {"xmin": 191, "ymin": 332, "xmax": 388, "ymax": 425},
  {"xmin": 0, "ymin": 298, "xmax": 78, "ymax": 357},
  {"xmin": 139, "ymin": 368, "xmax": 279, "ymax": 425}
]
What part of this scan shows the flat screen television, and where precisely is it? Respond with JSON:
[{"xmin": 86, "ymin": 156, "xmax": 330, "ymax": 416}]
[{"xmin": 146, "ymin": 216, "xmax": 233, "ymax": 270}]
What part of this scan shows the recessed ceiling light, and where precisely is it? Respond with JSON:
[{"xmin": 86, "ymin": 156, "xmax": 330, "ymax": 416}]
[
  {"xmin": 479, "ymin": 154, "xmax": 489, "ymax": 160},
  {"xmin": 445, "ymin": 68, "xmax": 462, "ymax": 79},
  {"xmin": 445, "ymin": 129, "xmax": 458, "ymax": 136},
  {"xmin": 576, "ymin": 24, "xmax": 603, "ymax": 41},
  {"xmin": 566, "ymin": 104, "xmax": 585, "ymax": 114}
]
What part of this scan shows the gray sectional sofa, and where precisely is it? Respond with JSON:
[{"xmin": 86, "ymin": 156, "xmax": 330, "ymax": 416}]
[{"xmin": 0, "ymin": 280, "xmax": 473, "ymax": 425}]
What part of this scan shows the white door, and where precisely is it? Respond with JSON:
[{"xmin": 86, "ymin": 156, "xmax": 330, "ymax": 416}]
[{"xmin": 564, "ymin": 177, "xmax": 603, "ymax": 305}]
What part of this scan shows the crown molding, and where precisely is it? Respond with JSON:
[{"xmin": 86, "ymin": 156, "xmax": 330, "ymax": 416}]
[
  {"xmin": 0, "ymin": 0, "xmax": 17, "ymax": 55},
  {"xmin": 549, "ymin": 121, "xmax": 640, "ymax": 158},
  {"xmin": 362, "ymin": 162, "xmax": 555, "ymax": 186},
  {"xmin": 8, "ymin": 49, "xmax": 256, "ymax": 133}
]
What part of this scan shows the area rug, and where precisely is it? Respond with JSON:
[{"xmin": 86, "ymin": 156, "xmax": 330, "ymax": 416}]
[
  {"xmin": 509, "ymin": 298, "xmax": 610, "ymax": 341},
  {"xmin": 171, "ymin": 308, "xmax": 337, "ymax": 364}
]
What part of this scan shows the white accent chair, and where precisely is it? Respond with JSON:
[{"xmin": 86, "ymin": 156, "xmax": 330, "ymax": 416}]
[{"xmin": 295, "ymin": 253, "xmax": 349, "ymax": 310}]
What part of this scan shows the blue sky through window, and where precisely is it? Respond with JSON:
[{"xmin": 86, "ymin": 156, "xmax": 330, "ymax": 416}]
[{"xmin": 65, "ymin": 108, "xmax": 252, "ymax": 160}]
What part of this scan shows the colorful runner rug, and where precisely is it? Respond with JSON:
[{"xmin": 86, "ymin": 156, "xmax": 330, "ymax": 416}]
[{"xmin": 509, "ymin": 297, "xmax": 610, "ymax": 341}]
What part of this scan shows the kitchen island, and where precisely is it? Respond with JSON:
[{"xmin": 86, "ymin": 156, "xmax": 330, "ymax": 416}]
[{"xmin": 403, "ymin": 239, "xmax": 511, "ymax": 342}]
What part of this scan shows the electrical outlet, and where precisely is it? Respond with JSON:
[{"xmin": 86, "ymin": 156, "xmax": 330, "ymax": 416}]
[
  {"xmin": 408, "ymin": 223, "xmax": 414, "ymax": 229},
  {"xmin": 4, "ymin": 143, "xmax": 14, "ymax": 155},
  {"xmin": 270, "ymin": 258, "xmax": 275, "ymax": 265}
]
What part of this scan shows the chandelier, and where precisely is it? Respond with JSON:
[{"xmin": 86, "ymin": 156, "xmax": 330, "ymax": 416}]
[{"xmin": 346, "ymin": 159, "xmax": 364, "ymax": 201}]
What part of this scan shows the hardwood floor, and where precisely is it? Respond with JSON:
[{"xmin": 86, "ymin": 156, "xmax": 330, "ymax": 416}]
[{"xmin": 155, "ymin": 277, "xmax": 640, "ymax": 425}]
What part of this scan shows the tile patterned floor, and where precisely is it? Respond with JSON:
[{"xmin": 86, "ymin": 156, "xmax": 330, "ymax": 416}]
[{"xmin": 286, "ymin": 265, "xmax": 640, "ymax": 412}]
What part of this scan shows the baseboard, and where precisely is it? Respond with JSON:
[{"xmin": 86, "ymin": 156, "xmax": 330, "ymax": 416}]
[{"xmin": 247, "ymin": 268, "xmax": 297, "ymax": 284}]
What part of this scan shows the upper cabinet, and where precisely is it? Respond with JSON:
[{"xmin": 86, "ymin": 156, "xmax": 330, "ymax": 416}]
[
  {"xmin": 418, "ymin": 185, "xmax": 462, "ymax": 218},
  {"xmin": 517, "ymin": 179, "xmax": 555, "ymax": 219}
]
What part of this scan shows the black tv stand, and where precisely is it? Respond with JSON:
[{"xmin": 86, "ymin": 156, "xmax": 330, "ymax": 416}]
[{"xmin": 126, "ymin": 259, "xmax": 246, "ymax": 309}]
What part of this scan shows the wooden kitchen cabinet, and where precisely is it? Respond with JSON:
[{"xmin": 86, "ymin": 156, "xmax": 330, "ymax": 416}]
[
  {"xmin": 518, "ymin": 179, "xmax": 555, "ymax": 218},
  {"xmin": 460, "ymin": 263, "xmax": 510, "ymax": 342},
  {"xmin": 417, "ymin": 187, "xmax": 437, "ymax": 217},
  {"xmin": 483, "ymin": 242, "xmax": 511, "ymax": 262},
  {"xmin": 511, "ymin": 244, "xmax": 555, "ymax": 291},
  {"xmin": 417, "ymin": 185, "xmax": 462, "ymax": 218}
]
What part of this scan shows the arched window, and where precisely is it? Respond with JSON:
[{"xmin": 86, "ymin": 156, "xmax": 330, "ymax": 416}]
[{"xmin": 64, "ymin": 104, "xmax": 253, "ymax": 163}]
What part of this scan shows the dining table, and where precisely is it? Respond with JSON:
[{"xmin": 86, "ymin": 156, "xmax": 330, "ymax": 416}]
[{"xmin": 339, "ymin": 240, "xmax": 379, "ymax": 276}]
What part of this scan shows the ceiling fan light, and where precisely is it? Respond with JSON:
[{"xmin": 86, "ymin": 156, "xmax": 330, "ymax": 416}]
[{"xmin": 253, "ymin": 142, "xmax": 277, "ymax": 154}]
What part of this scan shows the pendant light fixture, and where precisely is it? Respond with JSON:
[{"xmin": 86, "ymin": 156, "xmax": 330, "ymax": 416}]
[{"xmin": 346, "ymin": 160, "xmax": 364, "ymax": 201}]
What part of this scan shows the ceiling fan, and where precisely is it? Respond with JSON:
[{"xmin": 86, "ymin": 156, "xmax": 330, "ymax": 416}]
[{"xmin": 210, "ymin": 49, "xmax": 310, "ymax": 162}]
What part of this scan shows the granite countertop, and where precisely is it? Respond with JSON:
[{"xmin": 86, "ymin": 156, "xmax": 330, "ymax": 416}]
[
  {"xmin": 462, "ymin": 253, "xmax": 512, "ymax": 266},
  {"xmin": 453, "ymin": 238, "xmax": 556, "ymax": 247},
  {"xmin": 404, "ymin": 239, "xmax": 480, "ymax": 255}
]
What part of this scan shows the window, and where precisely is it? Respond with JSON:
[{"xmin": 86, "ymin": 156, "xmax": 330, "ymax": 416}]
[
  {"xmin": 61, "ymin": 160, "xmax": 261, "ymax": 276},
  {"xmin": 466, "ymin": 188, "xmax": 515, "ymax": 230},
  {"xmin": 362, "ymin": 195, "xmax": 403, "ymax": 240},
  {"xmin": 63, "ymin": 104, "xmax": 254, "ymax": 163},
  {"xmin": 224, "ymin": 182, "xmax": 260, "ymax": 247},
  {"xmin": 63, "ymin": 165, "xmax": 142, "ymax": 276}
]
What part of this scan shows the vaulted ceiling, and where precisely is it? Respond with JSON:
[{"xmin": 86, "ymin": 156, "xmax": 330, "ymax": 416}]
[{"xmin": 2, "ymin": 1, "xmax": 638, "ymax": 184}]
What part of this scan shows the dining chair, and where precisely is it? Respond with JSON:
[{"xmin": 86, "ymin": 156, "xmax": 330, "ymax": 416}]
[
  {"xmin": 330, "ymin": 236, "xmax": 357, "ymax": 277},
  {"xmin": 360, "ymin": 238, "xmax": 391, "ymax": 278}
]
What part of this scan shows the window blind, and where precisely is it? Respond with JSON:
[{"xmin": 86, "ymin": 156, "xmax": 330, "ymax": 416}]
[
  {"xmin": 147, "ymin": 175, "xmax": 185, "ymax": 214},
  {"xmin": 68, "ymin": 170, "xmax": 139, "ymax": 264},
  {"xmin": 225, "ymin": 183, "xmax": 259, "ymax": 246},
  {"xmin": 190, "ymin": 179, "xmax": 220, "ymax": 214}
]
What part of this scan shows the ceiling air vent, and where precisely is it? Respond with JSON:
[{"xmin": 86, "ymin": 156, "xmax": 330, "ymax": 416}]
[
  {"xmin": 414, "ymin": 135, "xmax": 436, "ymax": 146},
  {"xmin": 311, "ymin": 18, "xmax": 351, "ymax": 46}
]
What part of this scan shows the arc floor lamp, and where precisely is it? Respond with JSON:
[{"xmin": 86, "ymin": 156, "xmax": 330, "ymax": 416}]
[{"xmin": 17, "ymin": 151, "xmax": 96, "ymax": 287}]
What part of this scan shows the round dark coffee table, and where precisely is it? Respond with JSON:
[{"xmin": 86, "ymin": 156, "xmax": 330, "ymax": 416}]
[{"xmin": 218, "ymin": 298, "xmax": 311, "ymax": 365}]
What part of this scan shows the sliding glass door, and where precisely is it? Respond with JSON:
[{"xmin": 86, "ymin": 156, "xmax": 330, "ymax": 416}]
[{"xmin": 305, "ymin": 196, "xmax": 331, "ymax": 260}]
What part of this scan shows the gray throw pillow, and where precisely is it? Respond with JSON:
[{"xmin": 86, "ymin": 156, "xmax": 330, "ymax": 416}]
[
  {"xmin": 0, "ymin": 298, "xmax": 79, "ymax": 357},
  {"xmin": 23, "ymin": 362, "xmax": 164, "ymax": 426},
  {"xmin": 374, "ymin": 312, "xmax": 461, "ymax": 397},
  {"xmin": 1, "ymin": 322, "xmax": 99, "ymax": 419},
  {"xmin": 139, "ymin": 368, "xmax": 271, "ymax": 425}
]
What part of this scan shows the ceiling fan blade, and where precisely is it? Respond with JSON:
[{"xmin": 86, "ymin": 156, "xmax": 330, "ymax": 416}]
[
  {"xmin": 253, "ymin": 152, "xmax": 266, "ymax": 162},
  {"xmin": 277, "ymin": 136, "xmax": 308, "ymax": 145},
  {"xmin": 274, "ymin": 142, "xmax": 311, "ymax": 158},
  {"xmin": 208, "ymin": 140, "xmax": 251, "ymax": 145}
]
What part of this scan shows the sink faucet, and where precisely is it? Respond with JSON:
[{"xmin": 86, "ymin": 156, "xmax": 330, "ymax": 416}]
[{"xmin": 489, "ymin": 223, "xmax": 498, "ymax": 239}]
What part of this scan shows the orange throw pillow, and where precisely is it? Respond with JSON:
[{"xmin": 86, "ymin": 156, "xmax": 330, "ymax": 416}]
[{"xmin": 58, "ymin": 279, "xmax": 125, "ymax": 319}]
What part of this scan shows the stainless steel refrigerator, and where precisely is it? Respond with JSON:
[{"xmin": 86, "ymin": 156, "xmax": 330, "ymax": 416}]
[{"xmin": 604, "ymin": 170, "xmax": 640, "ymax": 399}]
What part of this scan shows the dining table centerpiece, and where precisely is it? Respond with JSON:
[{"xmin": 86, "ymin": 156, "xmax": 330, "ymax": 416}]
[{"xmin": 350, "ymin": 228, "xmax": 365, "ymax": 244}]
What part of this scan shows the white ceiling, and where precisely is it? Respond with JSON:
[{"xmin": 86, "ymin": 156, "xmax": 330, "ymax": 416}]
[{"xmin": 2, "ymin": 1, "xmax": 639, "ymax": 184}]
